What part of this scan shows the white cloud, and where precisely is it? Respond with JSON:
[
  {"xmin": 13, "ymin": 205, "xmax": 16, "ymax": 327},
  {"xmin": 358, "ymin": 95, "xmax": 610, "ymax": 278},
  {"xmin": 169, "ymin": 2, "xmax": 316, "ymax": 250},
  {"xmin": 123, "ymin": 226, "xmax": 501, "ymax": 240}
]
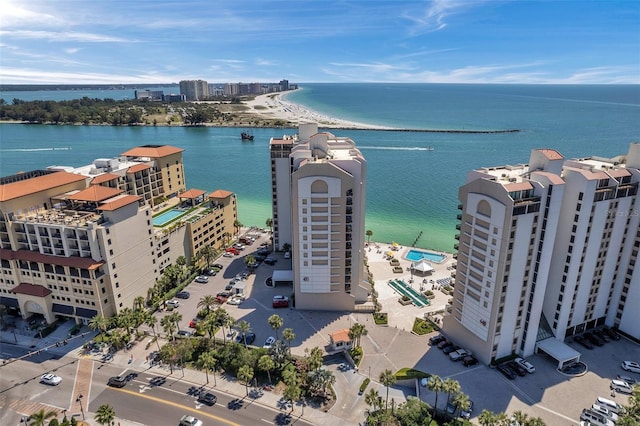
[
  {"xmin": 0, "ymin": 30, "xmax": 133, "ymax": 43},
  {"xmin": 0, "ymin": 1, "xmax": 63, "ymax": 27},
  {"xmin": 403, "ymin": 0, "xmax": 483, "ymax": 35},
  {"xmin": 0, "ymin": 67, "xmax": 178, "ymax": 84}
]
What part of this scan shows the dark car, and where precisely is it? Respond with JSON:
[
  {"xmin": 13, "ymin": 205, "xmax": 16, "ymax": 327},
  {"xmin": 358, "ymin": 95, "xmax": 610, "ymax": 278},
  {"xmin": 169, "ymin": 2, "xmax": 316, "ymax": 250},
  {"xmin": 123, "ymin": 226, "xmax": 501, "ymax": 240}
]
[
  {"xmin": 508, "ymin": 361, "xmax": 527, "ymax": 376},
  {"xmin": 235, "ymin": 332, "xmax": 256, "ymax": 345},
  {"xmin": 107, "ymin": 376, "xmax": 128, "ymax": 388},
  {"xmin": 497, "ymin": 365, "xmax": 516, "ymax": 380},
  {"xmin": 462, "ymin": 356, "xmax": 478, "ymax": 367},
  {"xmin": 212, "ymin": 264, "xmax": 224, "ymax": 270},
  {"xmin": 429, "ymin": 335, "xmax": 446, "ymax": 345},
  {"xmin": 592, "ymin": 329, "xmax": 610, "ymax": 343},
  {"xmin": 436, "ymin": 339, "xmax": 451, "ymax": 349},
  {"xmin": 198, "ymin": 392, "xmax": 218, "ymax": 406},
  {"xmin": 574, "ymin": 335, "xmax": 593, "ymax": 349},
  {"xmin": 443, "ymin": 344, "xmax": 459, "ymax": 355},
  {"xmin": 264, "ymin": 257, "xmax": 277, "ymax": 265},
  {"xmin": 175, "ymin": 291, "xmax": 190, "ymax": 299},
  {"xmin": 603, "ymin": 327, "xmax": 621, "ymax": 341},
  {"xmin": 584, "ymin": 332, "xmax": 605, "ymax": 346}
]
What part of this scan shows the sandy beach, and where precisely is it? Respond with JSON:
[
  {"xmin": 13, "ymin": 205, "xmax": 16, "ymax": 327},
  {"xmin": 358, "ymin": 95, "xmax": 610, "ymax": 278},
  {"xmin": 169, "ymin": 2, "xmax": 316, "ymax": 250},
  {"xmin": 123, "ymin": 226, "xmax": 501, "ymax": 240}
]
[{"xmin": 243, "ymin": 90, "xmax": 393, "ymax": 130}]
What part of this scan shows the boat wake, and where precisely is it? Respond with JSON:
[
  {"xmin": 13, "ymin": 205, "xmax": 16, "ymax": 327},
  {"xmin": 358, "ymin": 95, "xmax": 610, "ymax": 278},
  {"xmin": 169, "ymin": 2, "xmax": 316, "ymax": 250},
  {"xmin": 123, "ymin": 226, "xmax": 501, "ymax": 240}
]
[
  {"xmin": 358, "ymin": 146, "xmax": 434, "ymax": 151},
  {"xmin": 1, "ymin": 147, "xmax": 72, "ymax": 152}
]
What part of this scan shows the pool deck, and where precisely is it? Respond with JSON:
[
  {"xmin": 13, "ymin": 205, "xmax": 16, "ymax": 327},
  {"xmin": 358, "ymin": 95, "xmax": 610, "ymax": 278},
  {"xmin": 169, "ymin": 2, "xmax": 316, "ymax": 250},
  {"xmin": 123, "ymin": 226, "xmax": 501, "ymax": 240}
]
[{"xmin": 365, "ymin": 242, "xmax": 456, "ymax": 332}]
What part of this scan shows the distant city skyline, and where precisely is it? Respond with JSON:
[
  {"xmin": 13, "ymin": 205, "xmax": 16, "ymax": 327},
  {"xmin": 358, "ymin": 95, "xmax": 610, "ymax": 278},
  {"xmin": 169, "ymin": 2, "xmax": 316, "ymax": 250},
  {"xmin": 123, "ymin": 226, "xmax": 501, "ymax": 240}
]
[{"xmin": 1, "ymin": 0, "xmax": 639, "ymax": 85}]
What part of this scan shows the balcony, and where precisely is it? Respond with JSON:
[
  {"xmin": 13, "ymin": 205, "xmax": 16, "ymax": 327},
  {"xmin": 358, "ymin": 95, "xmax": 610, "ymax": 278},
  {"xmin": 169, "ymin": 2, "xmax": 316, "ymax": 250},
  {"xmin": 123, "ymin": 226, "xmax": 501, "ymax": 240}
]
[
  {"xmin": 458, "ymin": 204, "xmax": 463, "ymax": 210},
  {"xmin": 457, "ymin": 214, "xmax": 462, "ymax": 221},
  {"xmin": 455, "ymin": 224, "xmax": 461, "ymax": 230}
]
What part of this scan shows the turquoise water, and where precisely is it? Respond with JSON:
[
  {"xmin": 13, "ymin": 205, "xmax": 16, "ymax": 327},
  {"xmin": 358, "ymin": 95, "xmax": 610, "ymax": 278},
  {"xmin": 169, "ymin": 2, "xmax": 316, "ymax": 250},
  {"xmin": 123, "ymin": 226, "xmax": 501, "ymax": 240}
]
[
  {"xmin": 405, "ymin": 249, "xmax": 447, "ymax": 264},
  {"xmin": 152, "ymin": 208, "xmax": 187, "ymax": 226},
  {"xmin": 1, "ymin": 84, "xmax": 639, "ymax": 253}
]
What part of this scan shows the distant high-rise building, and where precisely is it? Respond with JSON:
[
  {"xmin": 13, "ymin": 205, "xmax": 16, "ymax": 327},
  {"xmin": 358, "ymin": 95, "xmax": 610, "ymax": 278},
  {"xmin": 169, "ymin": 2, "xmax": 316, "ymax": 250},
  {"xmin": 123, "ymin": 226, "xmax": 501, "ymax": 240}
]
[
  {"xmin": 443, "ymin": 143, "xmax": 640, "ymax": 367},
  {"xmin": 179, "ymin": 80, "xmax": 209, "ymax": 101},
  {"xmin": 270, "ymin": 124, "xmax": 371, "ymax": 311}
]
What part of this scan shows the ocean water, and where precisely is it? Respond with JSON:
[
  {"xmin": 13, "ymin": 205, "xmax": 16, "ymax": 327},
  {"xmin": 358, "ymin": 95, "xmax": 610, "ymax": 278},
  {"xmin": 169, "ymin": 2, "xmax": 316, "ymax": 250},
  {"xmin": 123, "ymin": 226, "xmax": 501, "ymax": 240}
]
[{"xmin": 1, "ymin": 84, "xmax": 639, "ymax": 252}]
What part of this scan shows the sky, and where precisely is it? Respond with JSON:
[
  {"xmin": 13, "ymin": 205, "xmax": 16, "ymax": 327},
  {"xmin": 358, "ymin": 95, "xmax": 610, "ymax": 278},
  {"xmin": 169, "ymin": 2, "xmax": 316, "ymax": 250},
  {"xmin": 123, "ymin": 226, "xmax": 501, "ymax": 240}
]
[{"xmin": 1, "ymin": 0, "xmax": 639, "ymax": 85}]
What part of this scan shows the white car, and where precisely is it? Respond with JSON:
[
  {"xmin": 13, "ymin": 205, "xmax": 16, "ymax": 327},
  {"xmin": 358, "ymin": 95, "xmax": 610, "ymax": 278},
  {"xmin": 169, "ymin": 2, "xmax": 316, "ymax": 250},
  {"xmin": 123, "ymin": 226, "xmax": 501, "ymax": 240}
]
[
  {"xmin": 449, "ymin": 349, "xmax": 471, "ymax": 361},
  {"xmin": 179, "ymin": 415, "xmax": 203, "ymax": 426},
  {"xmin": 166, "ymin": 299, "xmax": 180, "ymax": 308},
  {"xmin": 263, "ymin": 336, "xmax": 276, "ymax": 349},
  {"xmin": 591, "ymin": 404, "xmax": 619, "ymax": 423},
  {"xmin": 621, "ymin": 360, "xmax": 640, "ymax": 373},
  {"xmin": 227, "ymin": 295, "xmax": 244, "ymax": 305},
  {"xmin": 40, "ymin": 373, "xmax": 62, "ymax": 386},
  {"xmin": 194, "ymin": 275, "xmax": 209, "ymax": 284},
  {"xmin": 284, "ymin": 251, "xmax": 291, "ymax": 259},
  {"xmin": 610, "ymin": 379, "xmax": 633, "ymax": 394},
  {"xmin": 515, "ymin": 357, "xmax": 536, "ymax": 373},
  {"xmin": 223, "ymin": 252, "xmax": 234, "ymax": 258}
]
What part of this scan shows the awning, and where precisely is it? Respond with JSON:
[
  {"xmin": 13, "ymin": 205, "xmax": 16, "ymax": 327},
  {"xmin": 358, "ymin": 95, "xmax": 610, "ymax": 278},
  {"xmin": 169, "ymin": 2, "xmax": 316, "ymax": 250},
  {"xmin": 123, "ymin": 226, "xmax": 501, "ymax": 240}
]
[
  {"xmin": 412, "ymin": 259, "xmax": 434, "ymax": 273},
  {"xmin": 0, "ymin": 296, "xmax": 19, "ymax": 308},
  {"xmin": 75, "ymin": 307, "xmax": 98, "ymax": 319},
  {"xmin": 535, "ymin": 338, "xmax": 581, "ymax": 369},
  {"xmin": 52, "ymin": 303, "xmax": 74, "ymax": 315}
]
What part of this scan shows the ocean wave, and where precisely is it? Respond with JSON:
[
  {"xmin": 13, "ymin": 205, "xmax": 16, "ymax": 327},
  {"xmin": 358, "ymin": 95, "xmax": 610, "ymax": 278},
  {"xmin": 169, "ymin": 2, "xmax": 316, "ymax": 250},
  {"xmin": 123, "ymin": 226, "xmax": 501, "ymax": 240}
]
[
  {"xmin": 1, "ymin": 147, "xmax": 71, "ymax": 152},
  {"xmin": 358, "ymin": 146, "xmax": 434, "ymax": 151}
]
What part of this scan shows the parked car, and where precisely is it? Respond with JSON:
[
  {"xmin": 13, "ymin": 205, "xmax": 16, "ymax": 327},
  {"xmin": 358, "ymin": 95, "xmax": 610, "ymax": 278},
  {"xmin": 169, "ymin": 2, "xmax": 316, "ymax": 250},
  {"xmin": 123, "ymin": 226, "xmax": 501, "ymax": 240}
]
[
  {"xmin": 507, "ymin": 361, "xmax": 527, "ymax": 376},
  {"xmin": 584, "ymin": 332, "xmax": 605, "ymax": 346},
  {"xmin": 596, "ymin": 396, "xmax": 626, "ymax": 415},
  {"xmin": 621, "ymin": 361, "xmax": 640, "ymax": 373},
  {"xmin": 574, "ymin": 335, "xmax": 594, "ymax": 349},
  {"xmin": 591, "ymin": 404, "xmax": 620, "ymax": 423},
  {"xmin": 264, "ymin": 257, "xmax": 277, "ymax": 265},
  {"xmin": 189, "ymin": 318, "xmax": 201, "ymax": 328},
  {"xmin": 443, "ymin": 344, "xmax": 459, "ymax": 355},
  {"xmin": 429, "ymin": 334, "xmax": 446, "ymax": 345},
  {"xmin": 223, "ymin": 252, "xmax": 234, "ymax": 258},
  {"xmin": 203, "ymin": 269, "xmax": 217, "ymax": 276},
  {"xmin": 497, "ymin": 365, "xmax": 516, "ymax": 380},
  {"xmin": 593, "ymin": 329, "xmax": 610, "ymax": 343},
  {"xmin": 603, "ymin": 327, "xmax": 620, "ymax": 341},
  {"xmin": 198, "ymin": 392, "xmax": 218, "ymax": 406},
  {"xmin": 449, "ymin": 348, "xmax": 472, "ymax": 361},
  {"xmin": 177, "ymin": 330, "xmax": 193, "ymax": 338},
  {"xmin": 580, "ymin": 409, "xmax": 614, "ymax": 426},
  {"xmin": 227, "ymin": 295, "xmax": 244, "ymax": 305},
  {"xmin": 617, "ymin": 374, "xmax": 637, "ymax": 385},
  {"xmin": 194, "ymin": 276, "xmax": 209, "ymax": 284},
  {"xmin": 272, "ymin": 295, "xmax": 289, "ymax": 308},
  {"xmin": 179, "ymin": 415, "xmax": 203, "ymax": 426},
  {"xmin": 212, "ymin": 263, "xmax": 224, "ymax": 270},
  {"xmin": 514, "ymin": 357, "xmax": 536, "ymax": 373},
  {"xmin": 462, "ymin": 356, "xmax": 478, "ymax": 367},
  {"xmin": 107, "ymin": 376, "xmax": 128, "ymax": 388},
  {"xmin": 284, "ymin": 251, "xmax": 291, "ymax": 259},
  {"xmin": 436, "ymin": 339, "xmax": 451, "ymax": 349},
  {"xmin": 40, "ymin": 373, "xmax": 62, "ymax": 386},
  {"xmin": 216, "ymin": 292, "xmax": 231, "ymax": 304},
  {"xmin": 175, "ymin": 291, "xmax": 190, "ymax": 299},
  {"xmin": 166, "ymin": 299, "xmax": 180, "ymax": 309},
  {"xmin": 446, "ymin": 402, "xmax": 456, "ymax": 415},
  {"xmin": 235, "ymin": 332, "xmax": 256, "ymax": 345},
  {"xmin": 610, "ymin": 379, "xmax": 633, "ymax": 394},
  {"xmin": 263, "ymin": 336, "xmax": 276, "ymax": 349},
  {"xmin": 460, "ymin": 400, "xmax": 474, "ymax": 419}
]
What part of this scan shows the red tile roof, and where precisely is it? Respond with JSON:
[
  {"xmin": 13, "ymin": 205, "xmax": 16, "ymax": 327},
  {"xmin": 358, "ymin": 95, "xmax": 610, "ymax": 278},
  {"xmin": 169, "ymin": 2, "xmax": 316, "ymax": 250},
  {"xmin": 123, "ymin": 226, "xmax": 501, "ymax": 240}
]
[
  {"xmin": 98, "ymin": 195, "xmax": 141, "ymax": 211},
  {"xmin": 0, "ymin": 248, "xmax": 105, "ymax": 270},
  {"xmin": 67, "ymin": 185, "xmax": 123, "ymax": 202},
  {"xmin": 329, "ymin": 329, "xmax": 351, "ymax": 343},
  {"xmin": 0, "ymin": 171, "xmax": 86, "ymax": 202},
  {"xmin": 12, "ymin": 282, "xmax": 51, "ymax": 297},
  {"xmin": 179, "ymin": 189, "xmax": 206, "ymax": 199},
  {"xmin": 504, "ymin": 182, "xmax": 533, "ymax": 192},
  {"xmin": 208, "ymin": 189, "xmax": 234, "ymax": 199},
  {"xmin": 121, "ymin": 145, "xmax": 183, "ymax": 158},
  {"xmin": 539, "ymin": 149, "xmax": 563, "ymax": 160},
  {"xmin": 126, "ymin": 163, "xmax": 153, "ymax": 173},
  {"xmin": 90, "ymin": 173, "xmax": 120, "ymax": 185}
]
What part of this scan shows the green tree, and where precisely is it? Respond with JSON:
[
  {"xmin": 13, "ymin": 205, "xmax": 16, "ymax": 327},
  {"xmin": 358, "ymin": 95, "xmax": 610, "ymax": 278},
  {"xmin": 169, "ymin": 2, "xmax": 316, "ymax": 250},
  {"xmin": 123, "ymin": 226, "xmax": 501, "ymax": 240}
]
[
  {"xmin": 258, "ymin": 354, "xmax": 275, "ymax": 384},
  {"xmin": 305, "ymin": 346, "xmax": 323, "ymax": 371},
  {"xmin": 144, "ymin": 313, "xmax": 162, "ymax": 351},
  {"xmin": 366, "ymin": 229, "xmax": 373, "ymax": 244},
  {"xmin": 379, "ymin": 369, "xmax": 397, "ymax": 411},
  {"xmin": 244, "ymin": 254, "xmax": 256, "ymax": 271},
  {"xmin": 267, "ymin": 314, "xmax": 284, "ymax": 340},
  {"xmin": 238, "ymin": 365, "xmax": 254, "ymax": 395},
  {"xmin": 451, "ymin": 391, "xmax": 470, "ymax": 418},
  {"xmin": 348, "ymin": 322, "xmax": 368, "ymax": 348},
  {"xmin": 265, "ymin": 218, "xmax": 273, "ymax": 235},
  {"xmin": 88, "ymin": 314, "xmax": 110, "ymax": 334},
  {"xmin": 27, "ymin": 409, "xmax": 57, "ymax": 426},
  {"xmin": 282, "ymin": 327, "xmax": 295, "ymax": 354},
  {"xmin": 198, "ymin": 351, "xmax": 217, "ymax": 384},
  {"xmin": 237, "ymin": 320, "xmax": 252, "ymax": 348},
  {"xmin": 442, "ymin": 377, "xmax": 461, "ymax": 407},
  {"xmin": 426, "ymin": 375, "xmax": 444, "ymax": 414},
  {"xmin": 197, "ymin": 245, "xmax": 216, "ymax": 270},
  {"xmin": 365, "ymin": 388, "xmax": 383, "ymax": 412},
  {"xmin": 94, "ymin": 404, "xmax": 116, "ymax": 426},
  {"xmin": 198, "ymin": 295, "xmax": 217, "ymax": 316},
  {"xmin": 161, "ymin": 315, "xmax": 178, "ymax": 340}
]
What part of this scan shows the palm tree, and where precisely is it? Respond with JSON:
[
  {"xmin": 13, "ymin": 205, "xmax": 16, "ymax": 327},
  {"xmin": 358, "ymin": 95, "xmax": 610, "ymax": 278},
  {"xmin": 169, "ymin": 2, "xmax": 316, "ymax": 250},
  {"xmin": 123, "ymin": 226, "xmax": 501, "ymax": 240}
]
[
  {"xmin": 379, "ymin": 369, "xmax": 396, "ymax": 411},
  {"xmin": 308, "ymin": 368, "xmax": 335, "ymax": 397},
  {"xmin": 233, "ymin": 219, "xmax": 242, "ymax": 236},
  {"xmin": 95, "ymin": 404, "xmax": 116, "ymax": 426},
  {"xmin": 88, "ymin": 314, "xmax": 110, "ymax": 334},
  {"xmin": 197, "ymin": 245, "xmax": 216, "ymax": 270},
  {"xmin": 197, "ymin": 295, "xmax": 217, "ymax": 316},
  {"xmin": 282, "ymin": 327, "xmax": 295, "ymax": 354},
  {"xmin": 219, "ymin": 310, "xmax": 235, "ymax": 343},
  {"xmin": 202, "ymin": 313, "xmax": 219, "ymax": 344},
  {"xmin": 237, "ymin": 320, "xmax": 252, "ymax": 347},
  {"xmin": 305, "ymin": 346, "xmax": 323, "ymax": 371},
  {"xmin": 348, "ymin": 322, "xmax": 368, "ymax": 348},
  {"xmin": 222, "ymin": 232, "xmax": 231, "ymax": 247},
  {"xmin": 366, "ymin": 229, "xmax": 373, "ymax": 244},
  {"xmin": 144, "ymin": 313, "xmax": 162, "ymax": 351},
  {"xmin": 133, "ymin": 296, "xmax": 145, "ymax": 311},
  {"xmin": 198, "ymin": 351, "xmax": 217, "ymax": 384},
  {"xmin": 160, "ymin": 315, "xmax": 178, "ymax": 340},
  {"xmin": 267, "ymin": 314, "xmax": 284, "ymax": 340},
  {"xmin": 427, "ymin": 375, "xmax": 444, "ymax": 414},
  {"xmin": 265, "ymin": 218, "xmax": 273, "ymax": 235},
  {"xmin": 365, "ymin": 388, "xmax": 382, "ymax": 412},
  {"xmin": 442, "ymin": 377, "xmax": 461, "ymax": 408},
  {"xmin": 451, "ymin": 392, "xmax": 470, "ymax": 418},
  {"xmin": 258, "ymin": 354, "xmax": 275, "ymax": 384},
  {"xmin": 238, "ymin": 365, "xmax": 254, "ymax": 395},
  {"xmin": 26, "ymin": 408, "xmax": 57, "ymax": 426}
]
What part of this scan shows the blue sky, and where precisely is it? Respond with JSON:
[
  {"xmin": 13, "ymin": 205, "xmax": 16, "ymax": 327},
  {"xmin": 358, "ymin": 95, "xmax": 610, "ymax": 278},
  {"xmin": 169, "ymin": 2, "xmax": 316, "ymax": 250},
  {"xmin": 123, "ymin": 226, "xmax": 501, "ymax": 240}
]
[{"xmin": 1, "ymin": 0, "xmax": 638, "ymax": 84}]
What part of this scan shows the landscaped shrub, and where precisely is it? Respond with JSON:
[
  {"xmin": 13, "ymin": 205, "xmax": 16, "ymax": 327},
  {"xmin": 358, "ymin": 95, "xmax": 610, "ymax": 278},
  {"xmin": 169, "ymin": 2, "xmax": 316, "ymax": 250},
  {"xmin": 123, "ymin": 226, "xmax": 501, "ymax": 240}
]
[
  {"xmin": 395, "ymin": 367, "xmax": 430, "ymax": 380},
  {"xmin": 373, "ymin": 312, "xmax": 388, "ymax": 325},
  {"xmin": 359, "ymin": 377, "xmax": 370, "ymax": 394},
  {"xmin": 412, "ymin": 317, "xmax": 436, "ymax": 335},
  {"xmin": 350, "ymin": 346, "xmax": 363, "ymax": 366}
]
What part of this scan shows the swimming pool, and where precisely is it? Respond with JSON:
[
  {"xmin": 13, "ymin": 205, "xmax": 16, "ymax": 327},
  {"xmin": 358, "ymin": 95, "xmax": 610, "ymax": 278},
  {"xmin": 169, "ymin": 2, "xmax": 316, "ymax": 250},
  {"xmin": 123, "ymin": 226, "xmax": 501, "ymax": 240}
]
[
  {"xmin": 405, "ymin": 249, "xmax": 446, "ymax": 264},
  {"xmin": 153, "ymin": 208, "xmax": 187, "ymax": 226}
]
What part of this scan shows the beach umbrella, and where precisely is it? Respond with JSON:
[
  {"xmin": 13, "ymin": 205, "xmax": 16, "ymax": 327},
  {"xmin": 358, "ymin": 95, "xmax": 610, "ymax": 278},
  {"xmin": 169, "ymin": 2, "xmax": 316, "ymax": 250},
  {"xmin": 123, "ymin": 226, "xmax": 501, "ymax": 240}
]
[
  {"xmin": 386, "ymin": 251, "xmax": 395, "ymax": 257},
  {"xmin": 392, "ymin": 242, "xmax": 399, "ymax": 248}
]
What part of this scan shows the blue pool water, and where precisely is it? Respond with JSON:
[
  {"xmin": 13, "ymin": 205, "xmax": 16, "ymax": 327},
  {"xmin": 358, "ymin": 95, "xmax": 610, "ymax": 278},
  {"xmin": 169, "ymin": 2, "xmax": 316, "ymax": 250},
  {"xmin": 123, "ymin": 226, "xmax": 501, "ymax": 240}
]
[
  {"xmin": 405, "ymin": 249, "xmax": 446, "ymax": 264},
  {"xmin": 153, "ymin": 208, "xmax": 187, "ymax": 226}
]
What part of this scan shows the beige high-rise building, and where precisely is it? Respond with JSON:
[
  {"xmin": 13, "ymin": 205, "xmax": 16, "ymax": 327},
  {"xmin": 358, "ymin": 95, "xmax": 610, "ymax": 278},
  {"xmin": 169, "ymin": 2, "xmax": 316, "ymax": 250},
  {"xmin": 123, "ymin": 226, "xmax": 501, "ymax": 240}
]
[
  {"xmin": 443, "ymin": 143, "xmax": 640, "ymax": 367},
  {"xmin": 179, "ymin": 79, "xmax": 209, "ymax": 101},
  {"xmin": 270, "ymin": 124, "xmax": 371, "ymax": 311},
  {"xmin": 0, "ymin": 145, "xmax": 237, "ymax": 325}
]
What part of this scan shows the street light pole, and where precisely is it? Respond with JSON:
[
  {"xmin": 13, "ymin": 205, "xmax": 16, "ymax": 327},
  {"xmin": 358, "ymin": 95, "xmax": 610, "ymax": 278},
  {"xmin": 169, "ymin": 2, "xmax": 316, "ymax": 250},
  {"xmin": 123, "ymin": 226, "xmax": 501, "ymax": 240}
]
[{"xmin": 76, "ymin": 394, "xmax": 85, "ymax": 420}]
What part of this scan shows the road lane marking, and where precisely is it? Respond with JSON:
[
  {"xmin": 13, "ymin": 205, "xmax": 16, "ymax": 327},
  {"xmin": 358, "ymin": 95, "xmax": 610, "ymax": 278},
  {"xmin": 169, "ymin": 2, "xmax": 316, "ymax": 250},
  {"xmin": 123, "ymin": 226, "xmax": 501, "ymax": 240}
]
[{"xmin": 111, "ymin": 387, "xmax": 241, "ymax": 426}]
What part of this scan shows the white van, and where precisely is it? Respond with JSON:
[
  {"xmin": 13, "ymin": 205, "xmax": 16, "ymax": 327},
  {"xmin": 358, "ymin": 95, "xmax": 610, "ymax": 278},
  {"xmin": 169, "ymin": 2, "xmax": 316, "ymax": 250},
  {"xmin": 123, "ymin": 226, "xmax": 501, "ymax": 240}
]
[
  {"xmin": 591, "ymin": 404, "xmax": 619, "ymax": 422},
  {"xmin": 580, "ymin": 409, "xmax": 614, "ymax": 426},
  {"xmin": 596, "ymin": 396, "xmax": 626, "ymax": 414},
  {"xmin": 610, "ymin": 378, "xmax": 633, "ymax": 394}
]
